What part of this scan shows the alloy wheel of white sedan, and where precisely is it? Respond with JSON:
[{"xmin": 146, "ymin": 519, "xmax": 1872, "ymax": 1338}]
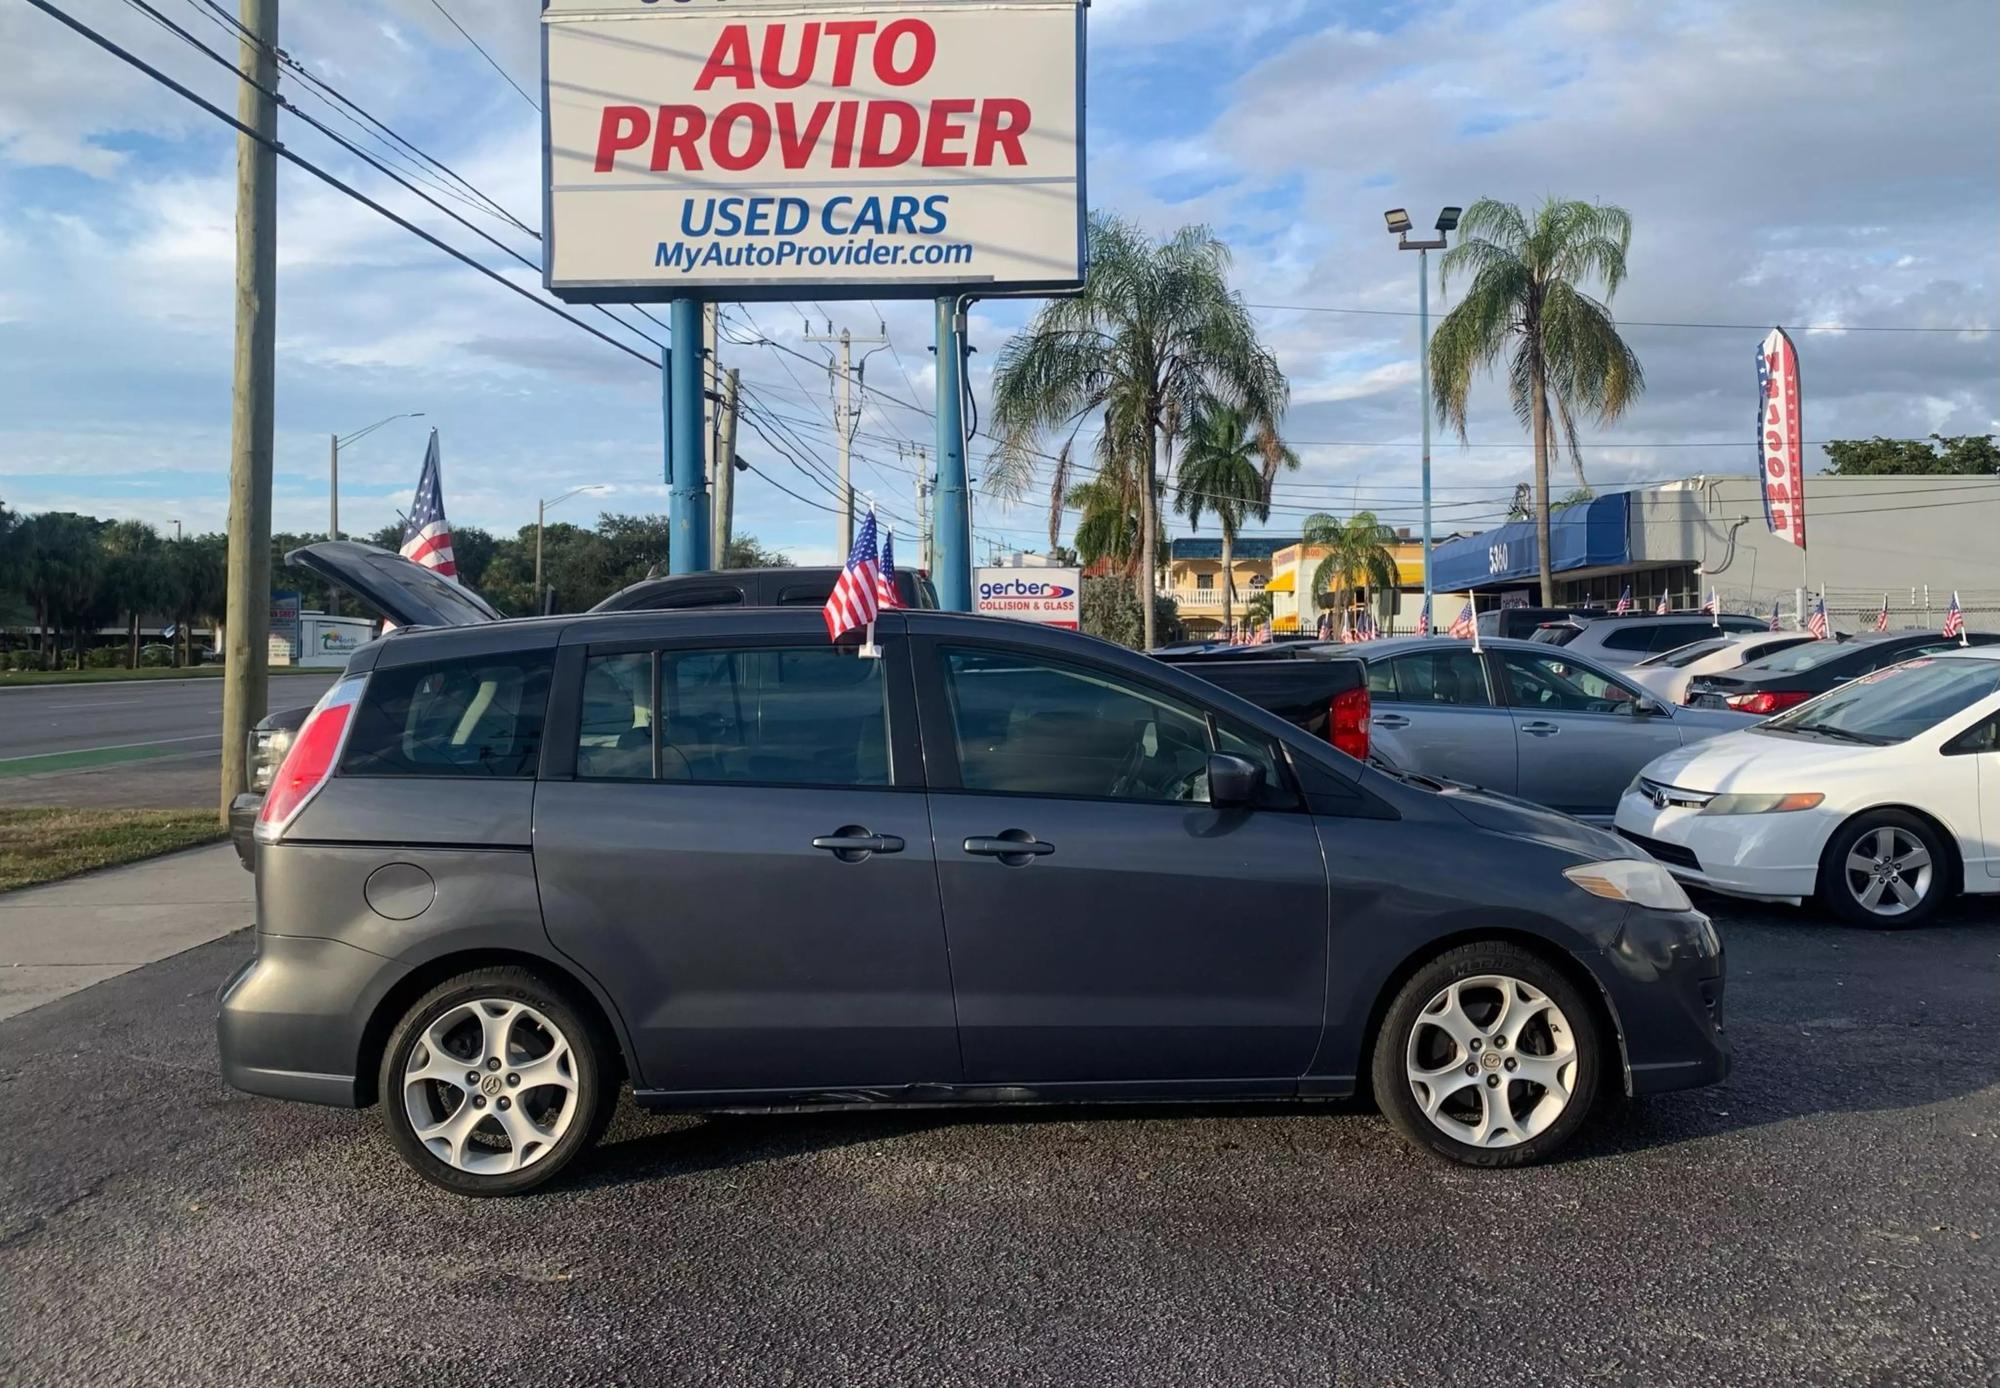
[{"xmin": 1840, "ymin": 825, "xmax": 1934, "ymax": 919}]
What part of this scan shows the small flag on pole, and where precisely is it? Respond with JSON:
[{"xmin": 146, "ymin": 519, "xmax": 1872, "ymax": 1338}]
[
  {"xmin": 1615, "ymin": 585, "xmax": 1633, "ymax": 615},
  {"xmin": 1703, "ymin": 588, "xmax": 1720, "ymax": 627},
  {"xmin": 1874, "ymin": 594, "xmax": 1890, "ymax": 632},
  {"xmin": 823, "ymin": 509, "xmax": 883, "ymax": 652},
  {"xmin": 875, "ymin": 530, "xmax": 905, "ymax": 609},
  {"xmin": 1655, "ymin": 591, "xmax": 1671, "ymax": 615},
  {"xmin": 399, "ymin": 430, "xmax": 457, "ymax": 579},
  {"xmin": 1944, "ymin": 590, "xmax": 1965, "ymax": 642},
  {"xmin": 1768, "ymin": 598, "xmax": 1782, "ymax": 632},
  {"xmin": 1807, "ymin": 591, "xmax": 1829, "ymax": 640},
  {"xmin": 1416, "ymin": 597, "xmax": 1432, "ymax": 636},
  {"xmin": 1448, "ymin": 600, "xmax": 1476, "ymax": 640}
]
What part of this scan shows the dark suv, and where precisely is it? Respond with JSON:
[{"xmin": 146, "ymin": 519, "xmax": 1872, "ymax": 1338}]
[{"xmin": 219, "ymin": 557, "xmax": 1729, "ymax": 1195}]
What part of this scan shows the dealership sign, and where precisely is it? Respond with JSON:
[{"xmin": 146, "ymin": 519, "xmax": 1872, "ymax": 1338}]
[
  {"xmin": 974, "ymin": 568, "xmax": 1080, "ymax": 629},
  {"xmin": 540, "ymin": 0, "xmax": 1085, "ymax": 300},
  {"xmin": 1756, "ymin": 326, "xmax": 1806, "ymax": 550}
]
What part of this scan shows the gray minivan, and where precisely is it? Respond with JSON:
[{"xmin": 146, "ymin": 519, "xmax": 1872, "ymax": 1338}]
[{"xmin": 219, "ymin": 560, "xmax": 1728, "ymax": 1195}]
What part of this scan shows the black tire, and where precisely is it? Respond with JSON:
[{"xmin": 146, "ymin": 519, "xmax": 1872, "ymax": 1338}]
[
  {"xmin": 378, "ymin": 966, "xmax": 615, "ymax": 1196},
  {"xmin": 1371, "ymin": 942, "xmax": 1602, "ymax": 1168},
  {"xmin": 1818, "ymin": 810, "xmax": 1954, "ymax": 930}
]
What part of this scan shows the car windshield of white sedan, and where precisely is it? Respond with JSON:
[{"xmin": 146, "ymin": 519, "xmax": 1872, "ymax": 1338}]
[
  {"xmin": 1738, "ymin": 638, "xmax": 1856, "ymax": 675},
  {"xmin": 1763, "ymin": 659, "xmax": 2000, "ymax": 744},
  {"xmin": 1645, "ymin": 638, "xmax": 1731, "ymax": 669}
]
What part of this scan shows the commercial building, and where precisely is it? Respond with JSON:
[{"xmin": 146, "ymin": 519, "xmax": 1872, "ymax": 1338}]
[
  {"xmin": 1427, "ymin": 474, "xmax": 2000, "ymax": 630},
  {"xmin": 1166, "ymin": 536, "xmax": 1298, "ymax": 636}
]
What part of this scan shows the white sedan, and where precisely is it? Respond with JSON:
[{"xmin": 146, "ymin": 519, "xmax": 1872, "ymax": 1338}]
[
  {"xmin": 1614, "ymin": 647, "xmax": 2000, "ymax": 926},
  {"xmin": 1624, "ymin": 629, "xmax": 1820, "ymax": 705}
]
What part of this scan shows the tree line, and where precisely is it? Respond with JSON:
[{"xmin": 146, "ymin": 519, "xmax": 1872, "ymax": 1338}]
[{"xmin": 0, "ymin": 501, "xmax": 786, "ymax": 670}]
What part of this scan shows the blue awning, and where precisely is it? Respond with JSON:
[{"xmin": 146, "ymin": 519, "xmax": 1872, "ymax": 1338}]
[{"xmin": 1429, "ymin": 491, "xmax": 1632, "ymax": 590}]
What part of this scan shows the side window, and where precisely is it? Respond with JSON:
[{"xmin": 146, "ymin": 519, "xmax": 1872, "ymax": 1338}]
[
  {"xmin": 941, "ymin": 647, "xmax": 1215, "ymax": 803},
  {"xmin": 577, "ymin": 652, "xmax": 652, "ymax": 780},
  {"xmin": 342, "ymin": 652, "xmax": 552, "ymax": 778},
  {"xmin": 1499, "ymin": 651, "xmax": 1639, "ymax": 714},
  {"xmin": 1945, "ymin": 714, "xmax": 2000, "ymax": 756},
  {"xmin": 1213, "ymin": 720, "xmax": 1299, "ymax": 809},
  {"xmin": 1649, "ymin": 623, "xmax": 1706, "ymax": 653},
  {"xmin": 775, "ymin": 584, "xmax": 836, "ymax": 607},
  {"xmin": 642, "ymin": 584, "xmax": 744, "ymax": 610},
  {"xmin": 1386, "ymin": 650, "xmax": 1491, "ymax": 707},
  {"xmin": 1368, "ymin": 659, "xmax": 1398, "ymax": 699},
  {"xmin": 1601, "ymin": 626, "xmax": 1656, "ymax": 653},
  {"xmin": 657, "ymin": 646, "xmax": 889, "ymax": 787}
]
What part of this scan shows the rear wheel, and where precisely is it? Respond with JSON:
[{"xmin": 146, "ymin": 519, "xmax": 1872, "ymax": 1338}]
[
  {"xmin": 379, "ymin": 966, "xmax": 614, "ymax": 1195},
  {"xmin": 1819, "ymin": 810, "xmax": 1952, "ymax": 929},
  {"xmin": 1372, "ymin": 943, "xmax": 1601, "ymax": 1167}
]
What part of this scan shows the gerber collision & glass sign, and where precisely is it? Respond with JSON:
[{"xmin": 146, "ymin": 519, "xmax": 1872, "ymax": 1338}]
[{"xmin": 541, "ymin": 0, "xmax": 1086, "ymax": 300}]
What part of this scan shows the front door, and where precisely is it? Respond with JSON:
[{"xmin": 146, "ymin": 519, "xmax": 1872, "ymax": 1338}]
[
  {"xmin": 1496, "ymin": 649, "xmax": 1682, "ymax": 818},
  {"xmin": 917, "ymin": 641, "xmax": 1328, "ymax": 1089},
  {"xmin": 534, "ymin": 632, "xmax": 960, "ymax": 1096}
]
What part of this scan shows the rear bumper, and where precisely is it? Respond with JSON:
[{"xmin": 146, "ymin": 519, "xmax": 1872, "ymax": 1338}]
[{"xmin": 216, "ymin": 933, "xmax": 408, "ymax": 1108}]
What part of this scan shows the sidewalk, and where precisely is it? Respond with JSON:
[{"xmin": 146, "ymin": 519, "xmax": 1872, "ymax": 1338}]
[{"xmin": 0, "ymin": 843, "xmax": 250, "ymax": 1021}]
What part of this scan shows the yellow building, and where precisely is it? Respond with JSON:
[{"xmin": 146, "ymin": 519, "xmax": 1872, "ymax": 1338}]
[
  {"xmin": 1268, "ymin": 538, "xmax": 1430, "ymax": 634},
  {"xmin": 1165, "ymin": 536, "xmax": 1298, "ymax": 637}
]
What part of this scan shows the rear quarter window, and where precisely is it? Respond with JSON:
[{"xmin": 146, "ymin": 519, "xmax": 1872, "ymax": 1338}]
[{"xmin": 341, "ymin": 652, "xmax": 553, "ymax": 778}]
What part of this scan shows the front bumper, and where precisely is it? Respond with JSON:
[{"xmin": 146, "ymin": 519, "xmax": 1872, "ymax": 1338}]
[
  {"xmin": 216, "ymin": 932, "xmax": 409, "ymax": 1107},
  {"xmin": 1599, "ymin": 906, "xmax": 1730, "ymax": 1095},
  {"xmin": 1614, "ymin": 788, "xmax": 1829, "ymax": 904}
]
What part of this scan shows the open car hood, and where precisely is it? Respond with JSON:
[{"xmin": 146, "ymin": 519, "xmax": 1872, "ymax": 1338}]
[{"xmin": 284, "ymin": 540, "xmax": 501, "ymax": 629}]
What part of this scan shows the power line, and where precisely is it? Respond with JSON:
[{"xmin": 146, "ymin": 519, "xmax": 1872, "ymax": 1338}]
[
  {"xmin": 427, "ymin": 0, "xmax": 539, "ymax": 111},
  {"xmin": 1245, "ymin": 301, "xmax": 1998, "ymax": 334},
  {"xmin": 26, "ymin": 0, "xmax": 660, "ymax": 370}
]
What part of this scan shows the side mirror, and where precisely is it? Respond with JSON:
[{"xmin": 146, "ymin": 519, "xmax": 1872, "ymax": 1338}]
[
  {"xmin": 1629, "ymin": 696, "xmax": 1669, "ymax": 718},
  {"xmin": 1207, "ymin": 752, "xmax": 1264, "ymax": 807}
]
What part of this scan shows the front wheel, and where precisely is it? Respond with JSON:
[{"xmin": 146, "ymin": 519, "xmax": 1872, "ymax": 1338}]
[
  {"xmin": 1818, "ymin": 811, "xmax": 1953, "ymax": 929},
  {"xmin": 379, "ymin": 966, "xmax": 614, "ymax": 1196},
  {"xmin": 1371, "ymin": 943, "xmax": 1602, "ymax": 1167}
]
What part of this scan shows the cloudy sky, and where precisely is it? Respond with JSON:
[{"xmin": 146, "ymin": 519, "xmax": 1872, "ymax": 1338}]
[{"xmin": 2, "ymin": 0, "xmax": 1995, "ymax": 565}]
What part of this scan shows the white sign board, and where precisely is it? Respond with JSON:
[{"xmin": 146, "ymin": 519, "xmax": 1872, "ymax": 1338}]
[
  {"xmin": 541, "ymin": 0, "xmax": 1086, "ymax": 300},
  {"xmin": 975, "ymin": 567, "xmax": 1081, "ymax": 629}
]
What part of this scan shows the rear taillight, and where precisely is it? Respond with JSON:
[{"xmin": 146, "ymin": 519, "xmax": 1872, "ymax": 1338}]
[
  {"xmin": 255, "ymin": 676, "xmax": 365, "ymax": 842},
  {"xmin": 1330, "ymin": 685, "xmax": 1370, "ymax": 761},
  {"xmin": 1724, "ymin": 689, "xmax": 1809, "ymax": 715}
]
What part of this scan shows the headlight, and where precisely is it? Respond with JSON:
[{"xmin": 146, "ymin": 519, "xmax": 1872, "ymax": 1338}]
[
  {"xmin": 1564, "ymin": 858, "xmax": 1693, "ymax": 912},
  {"xmin": 1699, "ymin": 792, "xmax": 1824, "ymax": 815}
]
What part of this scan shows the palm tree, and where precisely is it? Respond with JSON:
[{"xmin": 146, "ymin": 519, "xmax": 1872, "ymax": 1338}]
[
  {"xmin": 1174, "ymin": 404, "xmax": 1297, "ymax": 636},
  {"xmin": 987, "ymin": 212, "xmax": 1288, "ymax": 648},
  {"xmin": 103, "ymin": 520, "xmax": 165, "ymax": 668},
  {"xmin": 1430, "ymin": 197, "xmax": 1645, "ymax": 604},
  {"xmin": 1303, "ymin": 511, "xmax": 1399, "ymax": 634}
]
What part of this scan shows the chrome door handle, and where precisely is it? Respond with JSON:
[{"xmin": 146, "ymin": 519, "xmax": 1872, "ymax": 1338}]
[
  {"xmin": 964, "ymin": 832, "xmax": 1055, "ymax": 863},
  {"xmin": 1521, "ymin": 722, "xmax": 1560, "ymax": 736},
  {"xmin": 1372, "ymin": 714, "xmax": 1411, "ymax": 729},
  {"xmin": 811, "ymin": 828, "xmax": 905, "ymax": 861}
]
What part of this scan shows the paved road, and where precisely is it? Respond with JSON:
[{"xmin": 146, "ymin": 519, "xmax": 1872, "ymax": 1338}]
[
  {"xmin": 0, "ymin": 674, "xmax": 336, "ymax": 808},
  {"xmin": 2, "ymin": 897, "xmax": 1996, "ymax": 1387}
]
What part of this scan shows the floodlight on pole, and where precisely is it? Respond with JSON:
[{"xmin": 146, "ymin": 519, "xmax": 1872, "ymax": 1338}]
[
  {"xmin": 1436, "ymin": 206, "xmax": 1461, "ymax": 232},
  {"xmin": 1383, "ymin": 208, "xmax": 1412, "ymax": 235},
  {"xmin": 1386, "ymin": 206, "xmax": 1459, "ymax": 633}
]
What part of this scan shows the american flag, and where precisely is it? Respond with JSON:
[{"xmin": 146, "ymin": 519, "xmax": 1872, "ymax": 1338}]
[
  {"xmin": 1768, "ymin": 598, "xmax": 1782, "ymax": 632},
  {"xmin": 399, "ymin": 430, "xmax": 456, "ymax": 578},
  {"xmin": 1702, "ymin": 588, "xmax": 1718, "ymax": 615},
  {"xmin": 1317, "ymin": 612, "xmax": 1332, "ymax": 640},
  {"xmin": 1615, "ymin": 585, "xmax": 1633, "ymax": 615},
  {"xmin": 875, "ymin": 529, "xmax": 905, "ymax": 609},
  {"xmin": 1655, "ymin": 591, "xmax": 1671, "ymax": 615},
  {"xmin": 1416, "ymin": 597, "xmax": 1431, "ymax": 636},
  {"xmin": 1807, "ymin": 592, "xmax": 1829, "ymax": 639},
  {"xmin": 823, "ymin": 509, "xmax": 882, "ymax": 641},
  {"xmin": 1448, "ymin": 600, "xmax": 1476, "ymax": 639},
  {"xmin": 1944, "ymin": 590, "xmax": 1965, "ymax": 640},
  {"xmin": 1875, "ymin": 594, "xmax": 1890, "ymax": 633},
  {"xmin": 1248, "ymin": 620, "xmax": 1273, "ymax": 646}
]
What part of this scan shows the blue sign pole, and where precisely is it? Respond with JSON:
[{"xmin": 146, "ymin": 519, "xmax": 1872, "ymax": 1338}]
[
  {"xmin": 667, "ymin": 299, "xmax": 709, "ymax": 573},
  {"xmin": 933, "ymin": 296, "xmax": 971, "ymax": 611}
]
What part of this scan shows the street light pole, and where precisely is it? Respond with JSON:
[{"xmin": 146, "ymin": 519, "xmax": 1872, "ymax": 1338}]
[
  {"xmin": 1387, "ymin": 207, "xmax": 1459, "ymax": 632},
  {"xmin": 535, "ymin": 484, "xmax": 610, "ymax": 614}
]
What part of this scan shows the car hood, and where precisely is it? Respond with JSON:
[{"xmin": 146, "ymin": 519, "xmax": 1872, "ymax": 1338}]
[
  {"xmin": 286, "ymin": 540, "xmax": 501, "ymax": 628},
  {"xmin": 1435, "ymin": 780, "xmax": 1634, "ymax": 860},
  {"xmin": 1636, "ymin": 726, "xmax": 1879, "ymax": 792}
]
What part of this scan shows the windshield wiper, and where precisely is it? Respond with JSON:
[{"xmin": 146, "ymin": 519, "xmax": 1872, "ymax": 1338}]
[{"xmin": 1792, "ymin": 725, "xmax": 1889, "ymax": 745}]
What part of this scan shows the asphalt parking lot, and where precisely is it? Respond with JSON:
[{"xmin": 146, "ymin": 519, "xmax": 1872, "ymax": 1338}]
[{"xmin": 2, "ymin": 896, "xmax": 1996, "ymax": 1388}]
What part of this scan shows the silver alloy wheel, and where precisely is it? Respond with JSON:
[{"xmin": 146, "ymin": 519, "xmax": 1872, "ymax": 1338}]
[
  {"xmin": 1404, "ymin": 975, "xmax": 1578, "ymax": 1148},
  {"xmin": 402, "ymin": 998, "xmax": 579, "ymax": 1175},
  {"xmin": 1843, "ymin": 826, "xmax": 1933, "ymax": 918}
]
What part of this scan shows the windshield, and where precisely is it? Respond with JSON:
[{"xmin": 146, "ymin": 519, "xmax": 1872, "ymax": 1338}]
[
  {"xmin": 1764, "ymin": 658, "xmax": 2000, "ymax": 744},
  {"xmin": 1642, "ymin": 637, "xmax": 1731, "ymax": 669},
  {"xmin": 1735, "ymin": 638, "xmax": 1856, "ymax": 676}
]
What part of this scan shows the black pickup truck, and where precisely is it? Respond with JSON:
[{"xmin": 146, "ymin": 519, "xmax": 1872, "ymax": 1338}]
[{"xmin": 232, "ymin": 543, "xmax": 1368, "ymax": 866}]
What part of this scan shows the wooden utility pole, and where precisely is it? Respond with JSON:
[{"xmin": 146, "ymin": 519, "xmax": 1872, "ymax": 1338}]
[
  {"xmin": 805, "ymin": 322, "xmax": 886, "ymax": 555},
  {"xmin": 712, "ymin": 368, "xmax": 740, "ymax": 564},
  {"xmin": 219, "ymin": 0, "xmax": 279, "ymax": 823}
]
